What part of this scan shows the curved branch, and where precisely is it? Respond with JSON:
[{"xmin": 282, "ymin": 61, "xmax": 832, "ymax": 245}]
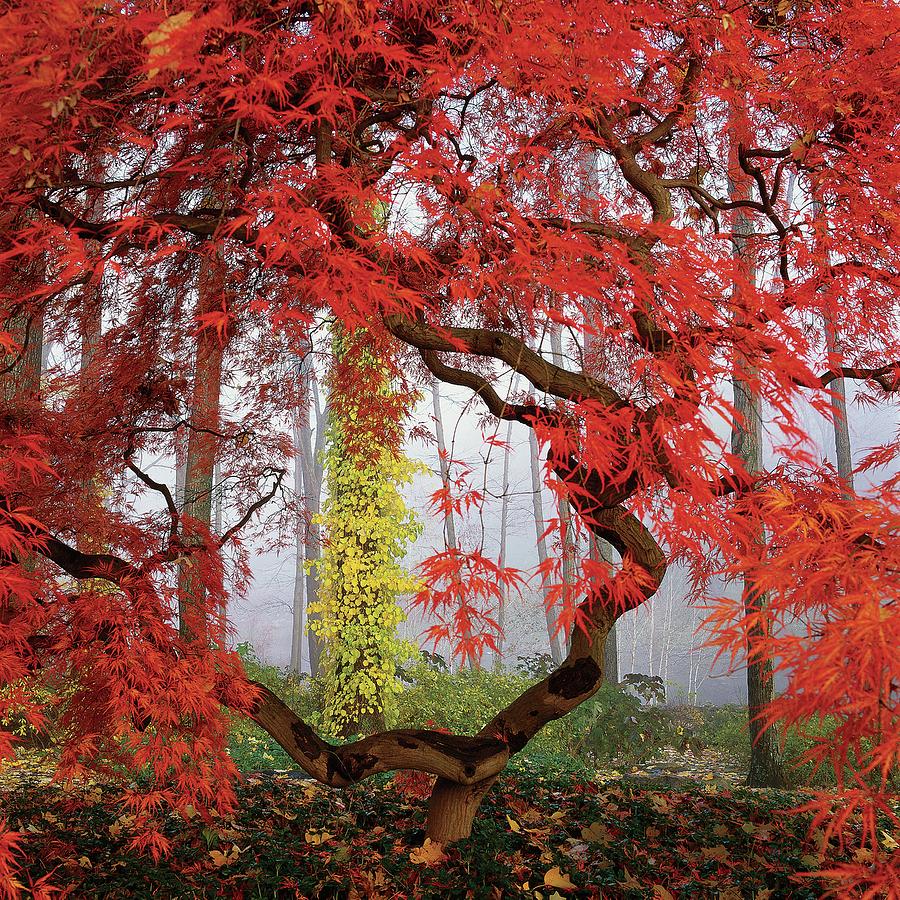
[
  {"xmin": 818, "ymin": 362, "xmax": 899, "ymax": 392},
  {"xmin": 385, "ymin": 313, "xmax": 628, "ymax": 409},
  {"xmin": 219, "ymin": 469, "xmax": 286, "ymax": 546},
  {"xmin": 250, "ymin": 684, "xmax": 509, "ymax": 786}
]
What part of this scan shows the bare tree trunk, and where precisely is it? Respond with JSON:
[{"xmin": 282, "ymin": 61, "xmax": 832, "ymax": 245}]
[
  {"xmin": 729, "ymin": 128, "xmax": 785, "ymax": 788},
  {"xmin": 290, "ymin": 410, "xmax": 307, "ymax": 676},
  {"xmin": 494, "ymin": 414, "xmax": 514, "ymax": 670},
  {"xmin": 178, "ymin": 252, "xmax": 229, "ymax": 642},
  {"xmin": 298, "ymin": 362, "xmax": 325, "ymax": 677},
  {"xmin": 549, "ymin": 326, "xmax": 576, "ymax": 653},
  {"xmin": 583, "ymin": 303, "xmax": 619, "ymax": 686},
  {"xmin": 431, "ymin": 378, "xmax": 463, "ymax": 671},
  {"xmin": 1, "ymin": 307, "xmax": 42, "ymax": 407},
  {"xmin": 662, "ymin": 578, "xmax": 674, "ymax": 700},
  {"xmin": 528, "ymin": 428, "xmax": 564, "ymax": 666},
  {"xmin": 811, "ymin": 199, "xmax": 854, "ymax": 496}
]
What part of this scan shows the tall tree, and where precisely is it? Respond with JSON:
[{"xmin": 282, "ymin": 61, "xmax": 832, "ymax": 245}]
[
  {"xmin": 289, "ymin": 394, "xmax": 307, "ymax": 677},
  {"xmin": 728, "ymin": 123, "xmax": 785, "ymax": 789},
  {"xmin": 812, "ymin": 198, "xmax": 855, "ymax": 495},
  {"xmin": 177, "ymin": 248, "xmax": 231, "ymax": 641},
  {"xmin": 493, "ymin": 412, "xmax": 515, "ymax": 670},
  {"xmin": 528, "ymin": 428, "xmax": 564, "ymax": 666},
  {"xmin": 430, "ymin": 378, "xmax": 461, "ymax": 670}
]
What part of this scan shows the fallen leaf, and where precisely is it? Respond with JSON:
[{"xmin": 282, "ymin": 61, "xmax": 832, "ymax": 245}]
[
  {"xmin": 701, "ymin": 845, "xmax": 729, "ymax": 863},
  {"xmin": 507, "ymin": 814, "xmax": 521, "ymax": 833},
  {"xmin": 652, "ymin": 887, "xmax": 675, "ymax": 900},
  {"xmin": 305, "ymin": 830, "xmax": 334, "ymax": 845},
  {"xmin": 409, "ymin": 838, "xmax": 446, "ymax": 866},
  {"xmin": 580, "ymin": 821, "xmax": 611, "ymax": 844},
  {"xmin": 209, "ymin": 846, "xmax": 240, "ymax": 867},
  {"xmin": 544, "ymin": 866, "xmax": 576, "ymax": 891}
]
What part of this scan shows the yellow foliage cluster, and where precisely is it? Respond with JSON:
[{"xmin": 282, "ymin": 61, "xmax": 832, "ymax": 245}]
[{"xmin": 309, "ymin": 342, "xmax": 422, "ymax": 735}]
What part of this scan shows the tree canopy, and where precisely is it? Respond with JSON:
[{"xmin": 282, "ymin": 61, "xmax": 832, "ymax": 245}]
[{"xmin": 0, "ymin": 0, "xmax": 898, "ymax": 893}]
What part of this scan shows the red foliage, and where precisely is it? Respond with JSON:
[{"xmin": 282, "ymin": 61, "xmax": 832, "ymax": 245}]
[{"xmin": 0, "ymin": 0, "xmax": 898, "ymax": 893}]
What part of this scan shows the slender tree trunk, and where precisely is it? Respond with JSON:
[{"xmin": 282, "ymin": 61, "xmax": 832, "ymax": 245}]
[
  {"xmin": 583, "ymin": 308, "xmax": 619, "ymax": 686},
  {"xmin": 178, "ymin": 251, "xmax": 229, "ymax": 642},
  {"xmin": 662, "ymin": 578, "xmax": 674, "ymax": 700},
  {"xmin": 811, "ymin": 200, "xmax": 854, "ymax": 496},
  {"xmin": 494, "ymin": 414, "xmax": 514, "ymax": 670},
  {"xmin": 76, "ymin": 218, "xmax": 104, "ymax": 554},
  {"xmin": 549, "ymin": 326, "xmax": 576, "ymax": 652},
  {"xmin": 528, "ymin": 428, "xmax": 564, "ymax": 666},
  {"xmin": 298, "ymin": 362, "xmax": 325, "ymax": 677},
  {"xmin": 729, "ymin": 127, "xmax": 785, "ymax": 788},
  {"xmin": 290, "ymin": 410, "xmax": 307, "ymax": 676},
  {"xmin": 431, "ymin": 379, "xmax": 463, "ymax": 671},
  {"xmin": 1, "ymin": 309, "xmax": 42, "ymax": 407}
]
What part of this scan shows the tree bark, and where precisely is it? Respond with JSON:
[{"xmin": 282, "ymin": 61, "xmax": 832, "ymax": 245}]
[
  {"xmin": 178, "ymin": 251, "xmax": 229, "ymax": 642},
  {"xmin": 812, "ymin": 199, "xmax": 854, "ymax": 496},
  {"xmin": 430, "ymin": 378, "xmax": 466, "ymax": 671},
  {"xmin": 529, "ymin": 428, "xmax": 564, "ymax": 666},
  {"xmin": 729, "ymin": 127, "xmax": 786, "ymax": 789},
  {"xmin": 549, "ymin": 326, "xmax": 576, "ymax": 653},
  {"xmin": 297, "ymin": 362, "xmax": 325, "ymax": 677},
  {"xmin": 290, "ymin": 407, "xmax": 306, "ymax": 676},
  {"xmin": 493, "ymin": 413, "xmax": 514, "ymax": 670}
]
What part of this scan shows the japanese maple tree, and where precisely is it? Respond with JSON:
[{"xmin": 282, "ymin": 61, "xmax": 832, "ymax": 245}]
[{"xmin": 1, "ymin": 0, "xmax": 898, "ymax": 895}]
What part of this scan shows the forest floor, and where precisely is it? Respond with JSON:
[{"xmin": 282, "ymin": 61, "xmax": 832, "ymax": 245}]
[{"xmin": 3, "ymin": 747, "xmax": 892, "ymax": 898}]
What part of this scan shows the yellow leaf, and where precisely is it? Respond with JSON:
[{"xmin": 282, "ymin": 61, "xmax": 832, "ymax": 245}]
[
  {"xmin": 409, "ymin": 838, "xmax": 446, "ymax": 866},
  {"xmin": 881, "ymin": 830, "xmax": 899, "ymax": 851},
  {"xmin": 543, "ymin": 866, "xmax": 576, "ymax": 891},
  {"xmin": 580, "ymin": 821, "xmax": 611, "ymax": 844},
  {"xmin": 77, "ymin": 856, "xmax": 92, "ymax": 869},
  {"xmin": 305, "ymin": 830, "xmax": 334, "ymax": 845},
  {"xmin": 507, "ymin": 815, "xmax": 521, "ymax": 833},
  {"xmin": 209, "ymin": 846, "xmax": 241, "ymax": 867}
]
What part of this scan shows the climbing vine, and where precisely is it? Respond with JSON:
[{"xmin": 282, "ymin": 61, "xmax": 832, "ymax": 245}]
[{"xmin": 309, "ymin": 331, "xmax": 422, "ymax": 737}]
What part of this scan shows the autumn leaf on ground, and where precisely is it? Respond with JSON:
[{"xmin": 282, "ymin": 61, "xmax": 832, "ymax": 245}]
[
  {"xmin": 409, "ymin": 838, "xmax": 446, "ymax": 865},
  {"xmin": 701, "ymin": 845, "xmax": 730, "ymax": 863},
  {"xmin": 580, "ymin": 821, "xmax": 612, "ymax": 844},
  {"xmin": 543, "ymin": 866, "xmax": 576, "ymax": 890},
  {"xmin": 619, "ymin": 867, "xmax": 642, "ymax": 891},
  {"xmin": 304, "ymin": 830, "xmax": 334, "ymax": 845},
  {"xmin": 210, "ymin": 846, "xmax": 240, "ymax": 867}
]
